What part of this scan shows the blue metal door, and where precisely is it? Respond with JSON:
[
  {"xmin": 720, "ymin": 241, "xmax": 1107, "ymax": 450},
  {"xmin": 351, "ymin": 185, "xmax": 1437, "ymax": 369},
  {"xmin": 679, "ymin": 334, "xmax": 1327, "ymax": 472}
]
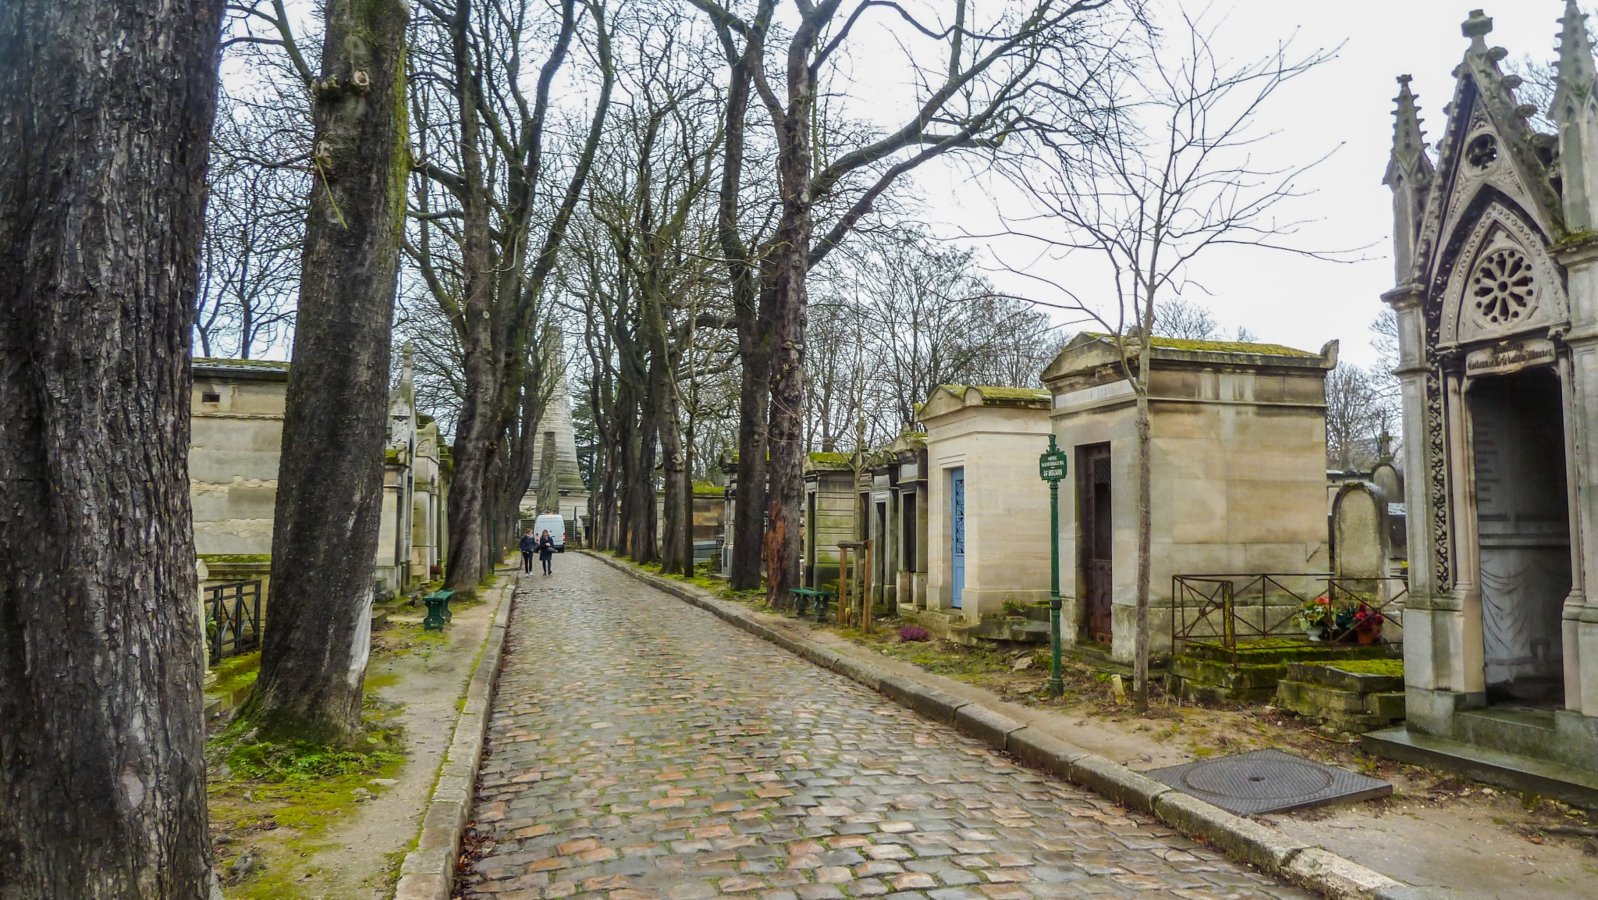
[{"xmin": 951, "ymin": 467, "xmax": 965, "ymax": 609}]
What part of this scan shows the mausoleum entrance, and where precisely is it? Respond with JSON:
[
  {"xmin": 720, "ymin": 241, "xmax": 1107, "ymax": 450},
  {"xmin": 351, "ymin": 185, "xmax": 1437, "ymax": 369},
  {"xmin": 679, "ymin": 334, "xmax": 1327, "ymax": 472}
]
[
  {"xmin": 1077, "ymin": 442, "xmax": 1114, "ymax": 644},
  {"xmin": 1467, "ymin": 368, "xmax": 1571, "ymax": 705}
]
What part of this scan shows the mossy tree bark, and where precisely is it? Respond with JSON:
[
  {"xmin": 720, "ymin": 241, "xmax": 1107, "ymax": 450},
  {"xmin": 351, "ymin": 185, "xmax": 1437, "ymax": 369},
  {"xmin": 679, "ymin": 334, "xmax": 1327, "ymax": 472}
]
[
  {"xmin": 245, "ymin": 0, "xmax": 410, "ymax": 744},
  {"xmin": 0, "ymin": 0, "xmax": 225, "ymax": 893}
]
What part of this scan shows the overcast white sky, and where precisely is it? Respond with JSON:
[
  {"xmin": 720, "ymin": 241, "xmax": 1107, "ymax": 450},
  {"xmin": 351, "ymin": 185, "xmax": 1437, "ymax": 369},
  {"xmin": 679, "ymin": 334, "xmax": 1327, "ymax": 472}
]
[
  {"xmin": 224, "ymin": 1, "xmax": 1579, "ymax": 371},
  {"xmin": 904, "ymin": 1, "xmax": 1579, "ymax": 368}
]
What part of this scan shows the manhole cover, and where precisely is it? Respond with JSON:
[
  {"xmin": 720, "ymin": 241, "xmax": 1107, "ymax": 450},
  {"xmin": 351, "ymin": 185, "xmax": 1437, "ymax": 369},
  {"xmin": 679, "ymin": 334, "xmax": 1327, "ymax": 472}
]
[{"xmin": 1146, "ymin": 748, "xmax": 1391, "ymax": 816}]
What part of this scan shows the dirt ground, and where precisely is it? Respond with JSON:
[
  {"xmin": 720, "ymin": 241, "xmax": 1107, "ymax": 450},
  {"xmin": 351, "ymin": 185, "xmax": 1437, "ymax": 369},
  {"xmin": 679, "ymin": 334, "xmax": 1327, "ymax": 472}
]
[
  {"xmin": 745, "ymin": 606, "xmax": 1598, "ymax": 899},
  {"xmin": 208, "ymin": 574, "xmax": 510, "ymax": 899}
]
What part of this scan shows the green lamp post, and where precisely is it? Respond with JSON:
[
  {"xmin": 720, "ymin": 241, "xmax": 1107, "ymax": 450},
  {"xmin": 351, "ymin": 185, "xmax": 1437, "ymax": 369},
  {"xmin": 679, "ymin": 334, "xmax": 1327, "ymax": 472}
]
[{"xmin": 1038, "ymin": 433, "xmax": 1068, "ymax": 697}]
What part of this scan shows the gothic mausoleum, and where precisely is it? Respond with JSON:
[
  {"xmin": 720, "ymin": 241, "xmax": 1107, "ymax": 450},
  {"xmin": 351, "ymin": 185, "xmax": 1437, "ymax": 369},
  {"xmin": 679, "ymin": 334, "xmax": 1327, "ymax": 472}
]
[{"xmin": 1371, "ymin": 4, "xmax": 1598, "ymax": 796}]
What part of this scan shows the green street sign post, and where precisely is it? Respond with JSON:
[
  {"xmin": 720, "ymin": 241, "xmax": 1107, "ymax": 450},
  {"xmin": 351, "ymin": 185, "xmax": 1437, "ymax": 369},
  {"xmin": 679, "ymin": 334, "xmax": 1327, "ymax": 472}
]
[{"xmin": 1039, "ymin": 434, "xmax": 1068, "ymax": 698}]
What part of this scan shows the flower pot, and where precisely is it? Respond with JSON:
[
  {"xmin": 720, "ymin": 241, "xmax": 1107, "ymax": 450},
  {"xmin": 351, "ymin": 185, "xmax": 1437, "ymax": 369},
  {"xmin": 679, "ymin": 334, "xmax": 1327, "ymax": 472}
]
[
  {"xmin": 1305, "ymin": 625, "xmax": 1326, "ymax": 642},
  {"xmin": 1355, "ymin": 627, "xmax": 1376, "ymax": 645}
]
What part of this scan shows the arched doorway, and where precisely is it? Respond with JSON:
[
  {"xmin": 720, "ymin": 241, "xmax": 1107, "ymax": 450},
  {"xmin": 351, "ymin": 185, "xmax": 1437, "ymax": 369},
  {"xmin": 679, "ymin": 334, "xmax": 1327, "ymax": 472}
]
[{"xmin": 1466, "ymin": 367, "xmax": 1570, "ymax": 705}]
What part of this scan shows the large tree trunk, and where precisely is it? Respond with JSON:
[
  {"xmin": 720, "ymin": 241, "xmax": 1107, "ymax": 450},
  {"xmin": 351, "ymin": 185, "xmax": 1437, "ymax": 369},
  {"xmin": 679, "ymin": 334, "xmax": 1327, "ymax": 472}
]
[
  {"xmin": 657, "ymin": 380, "xmax": 691, "ymax": 574},
  {"xmin": 731, "ymin": 320, "xmax": 772, "ymax": 590},
  {"xmin": 443, "ymin": 0, "xmax": 499, "ymax": 593},
  {"xmin": 628, "ymin": 371, "xmax": 661, "ymax": 563},
  {"xmin": 764, "ymin": 243, "xmax": 810, "ymax": 607},
  {"xmin": 761, "ymin": 9, "xmax": 829, "ymax": 607},
  {"xmin": 247, "ymin": 0, "xmax": 410, "ymax": 743},
  {"xmin": 0, "ymin": 0, "xmax": 224, "ymax": 893}
]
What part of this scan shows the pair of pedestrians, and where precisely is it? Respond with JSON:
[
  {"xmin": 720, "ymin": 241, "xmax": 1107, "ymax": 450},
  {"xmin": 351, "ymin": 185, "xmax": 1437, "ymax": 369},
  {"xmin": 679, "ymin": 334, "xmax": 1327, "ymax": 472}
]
[{"xmin": 519, "ymin": 529, "xmax": 556, "ymax": 575}]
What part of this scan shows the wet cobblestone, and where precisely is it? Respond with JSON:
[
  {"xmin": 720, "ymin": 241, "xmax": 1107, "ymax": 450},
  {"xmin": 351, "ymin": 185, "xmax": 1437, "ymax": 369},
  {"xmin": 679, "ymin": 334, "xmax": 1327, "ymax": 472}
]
[{"xmin": 460, "ymin": 556, "xmax": 1306, "ymax": 898}]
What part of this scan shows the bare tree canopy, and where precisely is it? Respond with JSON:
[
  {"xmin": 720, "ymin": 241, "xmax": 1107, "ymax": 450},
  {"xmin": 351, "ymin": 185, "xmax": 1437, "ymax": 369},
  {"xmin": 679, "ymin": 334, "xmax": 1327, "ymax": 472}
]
[{"xmin": 993, "ymin": 2, "xmax": 1340, "ymax": 710}]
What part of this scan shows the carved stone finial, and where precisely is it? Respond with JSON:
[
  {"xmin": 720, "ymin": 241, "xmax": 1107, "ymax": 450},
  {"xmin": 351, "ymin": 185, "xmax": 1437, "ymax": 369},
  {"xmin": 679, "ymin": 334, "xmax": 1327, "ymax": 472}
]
[{"xmin": 1463, "ymin": 9, "xmax": 1494, "ymax": 46}]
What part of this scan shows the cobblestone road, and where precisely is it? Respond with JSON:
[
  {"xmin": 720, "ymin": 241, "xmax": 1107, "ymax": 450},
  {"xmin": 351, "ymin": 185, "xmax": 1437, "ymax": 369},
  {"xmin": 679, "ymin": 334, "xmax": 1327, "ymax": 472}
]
[{"xmin": 460, "ymin": 555, "xmax": 1306, "ymax": 899}]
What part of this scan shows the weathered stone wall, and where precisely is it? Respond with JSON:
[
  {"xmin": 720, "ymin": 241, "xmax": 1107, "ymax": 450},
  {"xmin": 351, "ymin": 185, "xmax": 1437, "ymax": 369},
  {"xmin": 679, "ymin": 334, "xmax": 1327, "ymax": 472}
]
[
  {"xmin": 190, "ymin": 363, "xmax": 288, "ymax": 556},
  {"xmin": 923, "ymin": 401, "xmax": 1053, "ymax": 622},
  {"xmin": 804, "ymin": 470, "xmax": 856, "ymax": 590}
]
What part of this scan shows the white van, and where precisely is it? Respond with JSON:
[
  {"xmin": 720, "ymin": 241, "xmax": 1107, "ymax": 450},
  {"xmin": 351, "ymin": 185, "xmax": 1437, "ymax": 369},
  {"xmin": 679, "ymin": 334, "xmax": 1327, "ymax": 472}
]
[{"xmin": 532, "ymin": 513, "xmax": 566, "ymax": 552}]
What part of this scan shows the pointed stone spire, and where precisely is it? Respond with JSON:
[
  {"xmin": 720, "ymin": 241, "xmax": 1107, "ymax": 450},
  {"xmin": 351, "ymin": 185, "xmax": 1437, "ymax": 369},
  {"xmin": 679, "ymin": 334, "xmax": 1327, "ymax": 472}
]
[
  {"xmin": 1553, "ymin": 0, "xmax": 1597, "ymax": 119},
  {"xmin": 1386, "ymin": 76, "xmax": 1433, "ymax": 282},
  {"xmin": 1554, "ymin": 0, "xmax": 1598, "ymax": 233},
  {"xmin": 1387, "ymin": 75, "xmax": 1428, "ymax": 178}
]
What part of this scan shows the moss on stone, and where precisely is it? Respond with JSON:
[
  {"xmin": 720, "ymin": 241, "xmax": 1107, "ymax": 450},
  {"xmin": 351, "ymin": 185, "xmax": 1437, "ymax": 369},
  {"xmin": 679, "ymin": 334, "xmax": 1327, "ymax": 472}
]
[
  {"xmin": 1083, "ymin": 333, "xmax": 1318, "ymax": 358},
  {"xmin": 1325, "ymin": 657, "xmax": 1405, "ymax": 677},
  {"xmin": 209, "ymin": 652, "xmax": 262, "ymax": 697},
  {"xmin": 691, "ymin": 480, "xmax": 724, "ymax": 497},
  {"xmin": 806, "ymin": 451, "xmax": 852, "ymax": 470},
  {"xmin": 200, "ymin": 553, "xmax": 272, "ymax": 566}
]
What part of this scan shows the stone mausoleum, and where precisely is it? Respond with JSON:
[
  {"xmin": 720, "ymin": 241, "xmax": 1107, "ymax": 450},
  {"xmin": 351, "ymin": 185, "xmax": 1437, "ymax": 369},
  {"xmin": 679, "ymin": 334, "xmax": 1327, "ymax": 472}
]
[
  {"xmin": 920, "ymin": 385, "xmax": 1054, "ymax": 624},
  {"xmin": 1371, "ymin": 5, "xmax": 1598, "ymax": 795},
  {"xmin": 1042, "ymin": 333, "xmax": 1336, "ymax": 664},
  {"xmin": 190, "ymin": 350, "xmax": 448, "ymax": 604}
]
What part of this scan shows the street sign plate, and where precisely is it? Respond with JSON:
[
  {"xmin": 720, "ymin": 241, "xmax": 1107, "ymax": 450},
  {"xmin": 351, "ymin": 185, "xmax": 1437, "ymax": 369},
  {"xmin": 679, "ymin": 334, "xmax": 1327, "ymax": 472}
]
[{"xmin": 1038, "ymin": 449, "xmax": 1068, "ymax": 482}]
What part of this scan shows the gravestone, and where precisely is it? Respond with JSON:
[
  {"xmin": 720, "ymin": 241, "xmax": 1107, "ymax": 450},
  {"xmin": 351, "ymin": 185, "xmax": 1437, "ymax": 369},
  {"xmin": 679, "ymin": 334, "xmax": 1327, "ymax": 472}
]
[{"xmin": 1333, "ymin": 481, "xmax": 1389, "ymax": 590}]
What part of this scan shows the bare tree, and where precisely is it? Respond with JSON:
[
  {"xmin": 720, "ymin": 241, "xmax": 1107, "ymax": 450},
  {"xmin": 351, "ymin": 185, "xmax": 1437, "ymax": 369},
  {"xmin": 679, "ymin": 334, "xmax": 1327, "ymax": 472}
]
[
  {"xmin": 996, "ymin": 5, "xmax": 1338, "ymax": 710},
  {"xmin": 804, "ymin": 229, "xmax": 1065, "ymax": 448},
  {"xmin": 1152, "ymin": 298, "xmax": 1219, "ymax": 340},
  {"xmin": 195, "ymin": 92, "xmax": 307, "ymax": 359},
  {"xmin": 406, "ymin": 0, "xmax": 616, "ymax": 592},
  {"xmin": 0, "ymin": 0, "xmax": 225, "ymax": 893},
  {"xmin": 1324, "ymin": 363, "xmax": 1386, "ymax": 471},
  {"xmin": 691, "ymin": 0, "xmax": 1122, "ymax": 606}
]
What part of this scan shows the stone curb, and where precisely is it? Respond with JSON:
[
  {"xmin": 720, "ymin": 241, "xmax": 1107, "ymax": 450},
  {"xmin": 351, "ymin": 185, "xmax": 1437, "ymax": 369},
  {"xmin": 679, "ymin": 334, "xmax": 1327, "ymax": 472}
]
[
  {"xmin": 392, "ymin": 575, "xmax": 518, "ymax": 900},
  {"xmin": 585, "ymin": 551, "xmax": 1412, "ymax": 899}
]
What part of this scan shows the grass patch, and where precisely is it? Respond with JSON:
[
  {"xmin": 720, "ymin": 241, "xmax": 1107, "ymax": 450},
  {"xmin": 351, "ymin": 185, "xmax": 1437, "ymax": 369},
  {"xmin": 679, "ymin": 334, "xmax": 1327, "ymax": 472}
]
[{"xmin": 207, "ymin": 686, "xmax": 408, "ymax": 897}]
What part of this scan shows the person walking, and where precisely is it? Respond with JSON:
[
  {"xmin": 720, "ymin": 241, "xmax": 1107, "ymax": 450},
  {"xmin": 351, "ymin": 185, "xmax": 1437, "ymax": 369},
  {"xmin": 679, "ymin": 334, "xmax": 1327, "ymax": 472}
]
[
  {"xmin": 519, "ymin": 529, "xmax": 537, "ymax": 574},
  {"xmin": 537, "ymin": 529, "xmax": 556, "ymax": 576}
]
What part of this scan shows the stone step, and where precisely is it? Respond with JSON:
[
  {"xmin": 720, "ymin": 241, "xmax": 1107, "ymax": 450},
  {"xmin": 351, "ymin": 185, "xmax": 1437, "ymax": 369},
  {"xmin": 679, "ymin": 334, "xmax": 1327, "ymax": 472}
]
[
  {"xmin": 1452, "ymin": 707, "xmax": 1558, "ymax": 758},
  {"xmin": 1362, "ymin": 726, "xmax": 1598, "ymax": 810}
]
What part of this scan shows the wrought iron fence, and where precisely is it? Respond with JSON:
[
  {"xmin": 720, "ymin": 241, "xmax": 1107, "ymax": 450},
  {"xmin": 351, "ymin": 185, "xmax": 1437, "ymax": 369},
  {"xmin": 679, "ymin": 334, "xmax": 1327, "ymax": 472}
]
[
  {"xmin": 206, "ymin": 580, "xmax": 262, "ymax": 665},
  {"xmin": 1170, "ymin": 572, "xmax": 1407, "ymax": 666}
]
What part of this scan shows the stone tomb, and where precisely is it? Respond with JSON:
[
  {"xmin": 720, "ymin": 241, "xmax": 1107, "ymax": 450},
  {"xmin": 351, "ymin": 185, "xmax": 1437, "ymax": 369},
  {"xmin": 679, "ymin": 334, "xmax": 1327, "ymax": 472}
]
[
  {"xmin": 801, "ymin": 452, "xmax": 856, "ymax": 593},
  {"xmin": 1368, "ymin": 6, "xmax": 1598, "ymax": 795},
  {"xmin": 1041, "ymin": 333, "xmax": 1336, "ymax": 664},
  {"xmin": 919, "ymin": 385, "xmax": 1054, "ymax": 623},
  {"xmin": 190, "ymin": 351, "xmax": 448, "ymax": 606}
]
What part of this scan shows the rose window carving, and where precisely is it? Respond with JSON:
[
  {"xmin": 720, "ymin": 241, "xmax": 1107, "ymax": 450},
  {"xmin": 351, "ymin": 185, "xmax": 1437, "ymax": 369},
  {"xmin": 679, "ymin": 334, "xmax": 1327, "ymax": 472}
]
[
  {"xmin": 1470, "ymin": 247, "xmax": 1537, "ymax": 326},
  {"xmin": 1466, "ymin": 133, "xmax": 1498, "ymax": 169}
]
